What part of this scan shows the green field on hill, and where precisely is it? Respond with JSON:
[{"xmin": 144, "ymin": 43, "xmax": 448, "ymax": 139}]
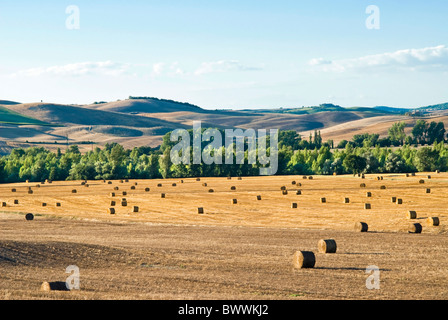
[{"xmin": 0, "ymin": 106, "xmax": 52, "ymax": 126}]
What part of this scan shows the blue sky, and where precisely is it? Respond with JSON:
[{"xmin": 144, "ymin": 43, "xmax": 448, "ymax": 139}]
[{"xmin": 0, "ymin": 0, "xmax": 447, "ymax": 109}]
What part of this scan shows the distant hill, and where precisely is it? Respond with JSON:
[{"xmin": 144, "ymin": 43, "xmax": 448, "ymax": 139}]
[
  {"xmin": 2, "ymin": 97, "xmax": 448, "ymax": 154},
  {"xmin": 247, "ymin": 103, "xmax": 396, "ymax": 117},
  {"xmin": 4, "ymin": 103, "xmax": 187, "ymax": 131},
  {"xmin": 85, "ymin": 97, "xmax": 206, "ymax": 114},
  {"xmin": 0, "ymin": 106, "xmax": 51, "ymax": 126},
  {"xmin": 0, "ymin": 100, "xmax": 21, "ymax": 105},
  {"xmin": 419, "ymin": 102, "xmax": 448, "ymax": 111},
  {"xmin": 372, "ymin": 106, "xmax": 411, "ymax": 114}
]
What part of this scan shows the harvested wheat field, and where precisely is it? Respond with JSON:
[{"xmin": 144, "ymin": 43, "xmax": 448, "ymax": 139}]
[{"xmin": 1, "ymin": 173, "xmax": 448, "ymax": 300}]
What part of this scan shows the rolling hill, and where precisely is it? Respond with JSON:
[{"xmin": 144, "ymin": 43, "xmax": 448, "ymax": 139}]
[
  {"xmin": 1, "ymin": 97, "xmax": 448, "ymax": 154},
  {"xmin": 86, "ymin": 97, "xmax": 206, "ymax": 114},
  {"xmin": 0, "ymin": 105, "xmax": 51, "ymax": 126}
]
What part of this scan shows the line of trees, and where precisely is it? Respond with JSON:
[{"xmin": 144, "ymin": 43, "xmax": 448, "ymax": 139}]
[{"xmin": 0, "ymin": 120, "xmax": 446, "ymax": 183}]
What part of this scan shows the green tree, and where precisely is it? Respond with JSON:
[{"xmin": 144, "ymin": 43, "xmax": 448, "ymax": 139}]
[{"xmin": 388, "ymin": 122, "xmax": 406, "ymax": 146}]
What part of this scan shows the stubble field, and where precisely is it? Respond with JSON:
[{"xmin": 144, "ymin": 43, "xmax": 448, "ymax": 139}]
[{"xmin": 1, "ymin": 173, "xmax": 447, "ymax": 300}]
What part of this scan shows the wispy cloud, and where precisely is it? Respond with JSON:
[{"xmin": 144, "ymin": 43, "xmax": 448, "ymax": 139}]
[
  {"xmin": 12, "ymin": 61, "xmax": 131, "ymax": 77},
  {"xmin": 309, "ymin": 45, "xmax": 448, "ymax": 72},
  {"xmin": 151, "ymin": 62, "xmax": 185, "ymax": 76},
  {"xmin": 194, "ymin": 60, "xmax": 263, "ymax": 75}
]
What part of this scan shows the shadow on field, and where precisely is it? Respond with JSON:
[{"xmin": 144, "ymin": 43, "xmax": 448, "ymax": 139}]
[{"xmin": 315, "ymin": 266, "xmax": 392, "ymax": 271}]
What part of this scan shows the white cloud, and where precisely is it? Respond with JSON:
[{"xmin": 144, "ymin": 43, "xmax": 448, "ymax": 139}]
[
  {"xmin": 13, "ymin": 61, "xmax": 131, "ymax": 77},
  {"xmin": 309, "ymin": 45, "xmax": 448, "ymax": 72},
  {"xmin": 194, "ymin": 60, "xmax": 262, "ymax": 75},
  {"xmin": 152, "ymin": 62, "xmax": 165, "ymax": 75}
]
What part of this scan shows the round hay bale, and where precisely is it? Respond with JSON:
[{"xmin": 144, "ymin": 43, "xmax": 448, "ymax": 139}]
[
  {"xmin": 419, "ymin": 180, "xmax": 425, "ymax": 184},
  {"xmin": 297, "ymin": 183, "xmax": 302, "ymax": 187},
  {"xmin": 406, "ymin": 173, "xmax": 410, "ymax": 177},
  {"xmin": 282, "ymin": 190, "xmax": 288, "ymax": 195},
  {"xmin": 41, "ymin": 203, "xmax": 46, "ymax": 207},
  {"xmin": 237, "ymin": 177, "xmax": 242, "ymax": 180},
  {"xmin": 84, "ymin": 184, "xmax": 89, "ymax": 188},
  {"xmin": 427, "ymin": 175, "xmax": 431, "ymax": 179},
  {"xmin": 364, "ymin": 203, "xmax": 371, "ymax": 210},
  {"xmin": 110, "ymin": 201, "xmax": 116, "ymax": 206},
  {"xmin": 110, "ymin": 192, "xmax": 116, "ymax": 197},
  {"xmin": 134, "ymin": 182, "xmax": 138, "ymax": 186},
  {"xmin": 133, "ymin": 206, "xmax": 139, "ymax": 213},
  {"xmin": 427, "ymin": 217, "xmax": 440, "ymax": 226},
  {"xmin": 28, "ymin": 190, "xmax": 33, "ymax": 194},
  {"xmin": 411, "ymin": 173, "xmax": 416, "ymax": 176},
  {"xmin": 296, "ymin": 190, "xmax": 302, "ymax": 195},
  {"xmin": 230, "ymin": 186, "xmax": 236, "ymax": 190},
  {"xmin": 227, "ymin": 177, "xmax": 232, "ymax": 180},
  {"xmin": 14, "ymin": 200, "xmax": 19, "ymax": 205},
  {"xmin": 108, "ymin": 181, "xmax": 112, "ymax": 184},
  {"xmin": 380, "ymin": 185, "xmax": 386, "ymax": 190},
  {"xmin": 125, "ymin": 179, "xmax": 129, "ymax": 183},
  {"xmin": 256, "ymin": 195, "xmax": 262, "ymax": 200},
  {"xmin": 40, "ymin": 281, "xmax": 69, "ymax": 292},
  {"xmin": 121, "ymin": 201, "xmax": 127, "ymax": 207},
  {"xmin": 293, "ymin": 251, "xmax": 316, "ymax": 269},
  {"xmin": 344, "ymin": 198, "xmax": 350, "ymax": 204},
  {"xmin": 391, "ymin": 197, "xmax": 397, "ymax": 203},
  {"xmin": 308, "ymin": 176, "xmax": 313, "ymax": 180},
  {"xmin": 197, "ymin": 207, "xmax": 204, "ymax": 214},
  {"xmin": 318, "ymin": 239, "xmax": 337, "ymax": 254},
  {"xmin": 291, "ymin": 181, "xmax": 296, "ymax": 185},
  {"xmin": 122, "ymin": 191, "xmax": 127, "ymax": 196},
  {"xmin": 196, "ymin": 178, "xmax": 201, "ymax": 181},
  {"xmin": 202, "ymin": 183, "xmax": 208, "ymax": 187},
  {"xmin": 72, "ymin": 189, "xmax": 77, "ymax": 193},
  {"xmin": 408, "ymin": 223, "xmax": 422, "ymax": 234},
  {"xmin": 172, "ymin": 183, "xmax": 177, "ymax": 187},
  {"xmin": 366, "ymin": 192, "xmax": 372, "ymax": 197},
  {"xmin": 208, "ymin": 189, "xmax": 214, "ymax": 193},
  {"xmin": 280, "ymin": 186, "xmax": 286, "ymax": 190},
  {"xmin": 161, "ymin": 193, "xmax": 166, "ymax": 198},
  {"xmin": 320, "ymin": 197, "xmax": 326, "ymax": 203},
  {"xmin": 0, "ymin": 202, "xmax": 6, "ymax": 207},
  {"xmin": 232, "ymin": 199, "xmax": 237, "ymax": 204},
  {"xmin": 436, "ymin": 170, "xmax": 440, "ymax": 174},
  {"xmin": 130, "ymin": 186, "xmax": 136, "ymax": 190},
  {"xmin": 119, "ymin": 180, "xmax": 123, "ymax": 183},
  {"xmin": 426, "ymin": 188, "xmax": 431, "ymax": 194},
  {"xmin": 25, "ymin": 213, "xmax": 34, "ymax": 221},
  {"xmin": 108, "ymin": 208, "xmax": 116, "ymax": 214},
  {"xmin": 376, "ymin": 176, "xmax": 381, "ymax": 181},
  {"xmin": 36, "ymin": 184, "xmax": 40, "ymax": 188},
  {"xmin": 145, "ymin": 188, "xmax": 150, "ymax": 192},
  {"xmin": 302, "ymin": 176, "xmax": 308, "ymax": 180},
  {"xmin": 355, "ymin": 222, "xmax": 368, "ymax": 232},
  {"xmin": 11, "ymin": 188, "xmax": 16, "ymax": 192},
  {"xmin": 397, "ymin": 199, "xmax": 403, "ymax": 205},
  {"xmin": 56, "ymin": 203, "xmax": 61, "ymax": 207},
  {"xmin": 122, "ymin": 198, "xmax": 126, "ymax": 201},
  {"xmin": 360, "ymin": 183, "xmax": 366, "ymax": 188},
  {"xmin": 380, "ymin": 176, "xmax": 384, "ymax": 180},
  {"xmin": 407, "ymin": 211, "xmax": 417, "ymax": 219},
  {"xmin": 81, "ymin": 181, "xmax": 86, "ymax": 185},
  {"xmin": 291, "ymin": 203, "xmax": 298, "ymax": 209},
  {"xmin": 157, "ymin": 183, "xmax": 162, "ymax": 187},
  {"xmin": 180, "ymin": 180, "xmax": 184, "ymax": 183},
  {"xmin": 361, "ymin": 174, "xmax": 365, "ymax": 179}
]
